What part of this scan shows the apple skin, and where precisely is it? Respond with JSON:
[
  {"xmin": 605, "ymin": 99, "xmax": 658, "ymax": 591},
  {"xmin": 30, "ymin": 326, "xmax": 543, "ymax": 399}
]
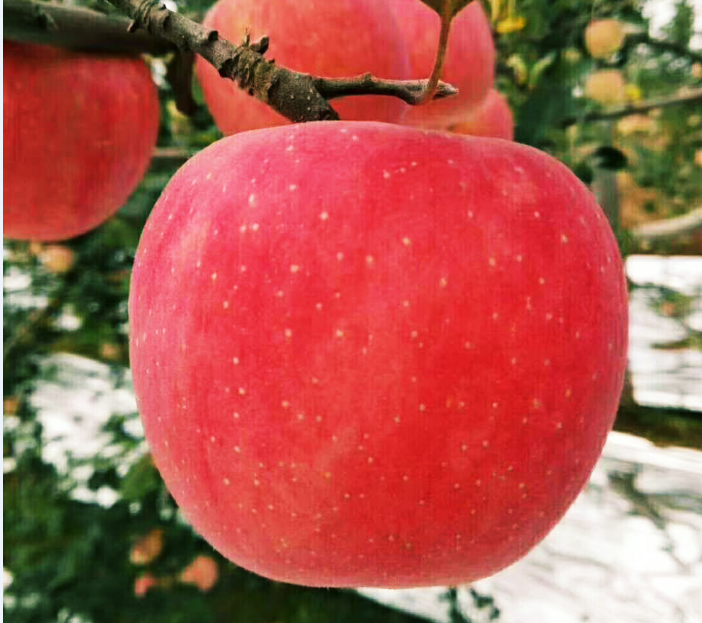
[
  {"xmin": 392, "ymin": 0, "xmax": 495, "ymax": 129},
  {"xmin": 585, "ymin": 19, "xmax": 625, "ymax": 59},
  {"xmin": 3, "ymin": 42, "xmax": 159, "ymax": 241},
  {"xmin": 195, "ymin": 0, "xmax": 411, "ymax": 134},
  {"xmin": 129, "ymin": 121, "xmax": 628, "ymax": 588},
  {"xmin": 448, "ymin": 89, "xmax": 514, "ymax": 140}
]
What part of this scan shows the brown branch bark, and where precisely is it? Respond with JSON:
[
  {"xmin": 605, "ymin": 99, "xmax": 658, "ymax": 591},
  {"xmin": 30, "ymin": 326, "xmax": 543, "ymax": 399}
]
[
  {"xmin": 5, "ymin": 0, "xmax": 458, "ymax": 123},
  {"xmin": 563, "ymin": 88, "xmax": 702, "ymax": 127},
  {"xmin": 314, "ymin": 73, "xmax": 457, "ymax": 106},
  {"xmin": 103, "ymin": 0, "xmax": 458, "ymax": 120},
  {"xmin": 3, "ymin": 0, "xmax": 173, "ymax": 55},
  {"xmin": 631, "ymin": 207, "xmax": 702, "ymax": 244}
]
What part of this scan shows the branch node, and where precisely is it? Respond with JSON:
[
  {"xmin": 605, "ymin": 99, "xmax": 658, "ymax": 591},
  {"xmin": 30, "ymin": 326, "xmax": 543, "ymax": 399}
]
[
  {"xmin": 218, "ymin": 56, "xmax": 237, "ymax": 79},
  {"xmin": 250, "ymin": 35, "xmax": 269, "ymax": 55}
]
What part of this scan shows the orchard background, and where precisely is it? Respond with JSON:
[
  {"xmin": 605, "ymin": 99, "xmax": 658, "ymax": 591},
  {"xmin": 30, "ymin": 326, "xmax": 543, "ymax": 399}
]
[{"xmin": 3, "ymin": 0, "xmax": 702, "ymax": 621}]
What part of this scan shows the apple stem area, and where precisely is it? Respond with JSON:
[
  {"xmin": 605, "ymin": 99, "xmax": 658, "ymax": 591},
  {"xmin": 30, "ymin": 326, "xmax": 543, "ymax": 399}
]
[
  {"xmin": 4, "ymin": 0, "xmax": 460, "ymax": 123},
  {"xmin": 417, "ymin": 9, "xmax": 452, "ymax": 105}
]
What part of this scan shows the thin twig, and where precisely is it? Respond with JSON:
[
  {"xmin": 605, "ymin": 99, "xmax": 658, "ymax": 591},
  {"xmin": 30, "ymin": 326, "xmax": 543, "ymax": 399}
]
[
  {"xmin": 152, "ymin": 146, "xmax": 197, "ymax": 165},
  {"xmin": 417, "ymin": 10, "xmax": 452, "ymax": 104},
  {"xmin": 563, "ymin": 87, "xmax": 702, "ymax": 126},
  {"xmin": 314, "ymin": 73, "xmax": 458, "ymax": 106},
  {"xmin": 628, "ymin": 32, "xmax": 702, "ymax": 66},
  {"xmin": 631, "ymin": 207, "xmax": 702, "ymax": 243}
]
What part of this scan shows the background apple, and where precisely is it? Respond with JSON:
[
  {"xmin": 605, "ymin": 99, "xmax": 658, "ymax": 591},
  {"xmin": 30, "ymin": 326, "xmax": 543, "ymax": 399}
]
[
  {"xmin": 179, "ymin": 555, "xmax": 220, "ymax": 591},
  {"xmin": 38, "ymin": 245, "xmax": 75, "ymax": 274},
  {"xmin": 448, "ymin": 89, "xmax": 514, "ymax": 140},
  {"xmin": 129, "ymin": 529, "xmax": 164, "ymax": 566},
  {"xmin": 584, "ymin": 69, "xmax": 626, "ymax": 105},
  {"xmin": 392, "ymin": 0, "xmax": 495, "ymax": 129},
  {"xmin": 129, "ymin": 121, "xmax": 628, "ymax": 588},
  {"xmin": 585, "ymin": 19, "xmax": 626, "ymax": 59},
  {"xmin": 3, "ymin": 42, "xmax": 160, "ymax": 242},
  {"xmin": 195, "ymin": 0, "xmax": 411, "ymax": 134}
]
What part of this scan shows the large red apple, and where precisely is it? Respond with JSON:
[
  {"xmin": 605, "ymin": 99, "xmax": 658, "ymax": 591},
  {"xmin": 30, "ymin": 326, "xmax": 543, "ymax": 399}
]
[
  {"xmin": 129, "ymin": 121, "xmax": 628, "ymax": 588},
  {"xmin": 3, "ymin": 42, "xmax": 159, "ymax": 241},
  {"xmin": 195, "ymin": 0, "xmax": 411, "ymax": 134},
  {"xmin": 391, "ymin": 0, "xmax": 495, "ymax": 129},
  {"xmin": 448, "ymin": 89, "xmax": 514, "ymax": 140}
]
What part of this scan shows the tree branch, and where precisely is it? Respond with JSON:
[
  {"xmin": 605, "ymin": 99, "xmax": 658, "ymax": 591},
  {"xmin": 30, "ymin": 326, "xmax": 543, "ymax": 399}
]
[
  {"xmin": 628, "ymin": 32, "xmax": 702, "ymax": 66},
  {"xmin": 8, "ymin": 0, "xmax": 458, "ymax": 123},
  {"xmin": 152, "ymin": 146, "xmax": 197, "ymax": 166},
  {"xmin": 314, "ymin": 74, "xmax": 458, "ymax": 106},
  {"xmin": 631, "ymin": 207, "xmax": 702, "ymax": 244},
  {"xmin": 3, "ymin": 0, "xmax": 173, "ymax": 55},
  {"xmin": 107, "ymin": 0, "xmax": 458, "ymax": 118},
  {"xmin": 563, "ymin": 87, "xmax": 702, "ymax": 127}
]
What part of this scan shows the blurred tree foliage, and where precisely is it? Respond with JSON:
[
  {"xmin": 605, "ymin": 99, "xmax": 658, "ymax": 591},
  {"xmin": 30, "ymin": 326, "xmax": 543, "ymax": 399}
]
[{"xmin": 4, "ymin": 0, "xmax": 702, "ymax": 621}]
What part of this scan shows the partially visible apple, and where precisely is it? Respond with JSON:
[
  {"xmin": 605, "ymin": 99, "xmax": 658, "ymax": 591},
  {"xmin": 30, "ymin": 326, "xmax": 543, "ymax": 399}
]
[
  {"xmin": 134, "ymin": 574, "xmax": 159, "ymax": 597},
  {"xmin": 100, "ymin": 342, "xmax": 123, "ymax": 362},
  {"xmin": 585, "ymin": 69, "xmax": 626, "ymax": 105},
  {"xmin": 585, "ymin": 19, "xmax": 626, "ymax": 59},
  {"xmin": 179, "ymin": 555, "xmax": 219, "ymax": 591},
  {"xmin": 392, "ymin": 0, "xmax": 495, "ymax": 129},
  {"xmin": 195, "ymin": 0, "xmax": 411, "ymax": 134},
  {"xmin": 448, "ymin": 89, "xmax": 514, "ymax": 140},
  {"xmin": 3, "ymin": 397, "xmax": 19, "ymax": 416},
  {"xmin": 3, "ymin": 42, "xmax": 159, "ymax": 241},
  {"xmin": 39, "ymin": 245, "xmax": 75, "ymax": 274},
  {"xmin": 129, "ymin": 529, "xmax": 164, "ymax": 565},
  {"xmin": 129, "ymin": 121, "xmax": 628, "ymax": 588}
]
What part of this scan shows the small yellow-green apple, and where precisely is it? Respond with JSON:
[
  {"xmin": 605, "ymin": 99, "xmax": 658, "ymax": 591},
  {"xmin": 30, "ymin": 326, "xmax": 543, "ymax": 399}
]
[
  {"xmin": 129, "ymin": 121, "xmax": 628, "ymax": 588},
  {"xmin": 38, "ymin": 245, "xmax": 75, "ymax": 274},
  {"xmin": 585, "ymin": 19, "xmax": 626, "ymax": 59},
  {"xmin": 585, "ymin": 69, "xmax": 626, "ymax": 105}
]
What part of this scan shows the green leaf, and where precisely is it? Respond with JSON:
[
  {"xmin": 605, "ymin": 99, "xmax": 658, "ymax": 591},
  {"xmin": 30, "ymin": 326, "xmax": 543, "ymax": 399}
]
[
  {"xmin": 120, "ymin": 455, "xmax": 162, "ymax": 502},
  {"xmin": 529, "ymin": 52, "xmax": 556, "ymax": 90},
  {"xmin": 418, "ymin": 0, "xmax": 473, "ymax": 18}
]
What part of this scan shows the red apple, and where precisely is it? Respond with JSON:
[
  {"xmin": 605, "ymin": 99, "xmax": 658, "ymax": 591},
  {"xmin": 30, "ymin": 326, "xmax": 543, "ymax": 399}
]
[
  {"xmin": 129, "ymin": 121, "xmax": 628, "ymax": 588},
  {"xmin": 391, "ymin": 0, "xmax": 495, "ymax": 129},
  {"xmin": 195, "ymin": 0, "xmax": 411, "ymax": 134},
  {"xmin": 3, "ymin": 42, "xmax": 159, "ymax": 241},
  {"xmin": 448, "ymin": 89, "xmax": 514, "ymax": 140}
]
